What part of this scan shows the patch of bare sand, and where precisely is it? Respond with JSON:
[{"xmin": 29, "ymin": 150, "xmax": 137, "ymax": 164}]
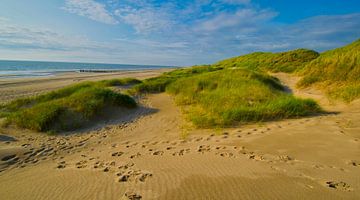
[{"xmin": 0, "ymin": 73, "xmax": 360, "ymax": 200}]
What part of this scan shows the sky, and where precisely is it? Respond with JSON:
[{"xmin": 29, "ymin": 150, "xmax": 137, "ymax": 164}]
[{"xmin": 0, "ymin": 0, "xmax": 359, "ymax": 66}]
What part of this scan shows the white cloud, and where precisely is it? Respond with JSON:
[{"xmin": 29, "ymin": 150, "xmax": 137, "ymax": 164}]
[
  {"xmin": 115, "ymin": 38, "xmax": 189, "ymax": 48},
  {"xmin": 200, "ymin": 13, "xmax": 360, "ymax": 60},
  {"xmin": 114, "ymin": 5, "xmax": 174, "ymax": 33},
  {"xmin": 0, "ymin": 19, "xmax": 111, "ymax": 51},
  {"xmin": 194, "ymin": 8, "xmax": 277, "ymax": 32},
  {"xmin": 0, "ymin": 18, "xmax": 190, "ymax": 65},
  {"xmin": 63, "ymin": 0, "xmax": 118, "ymax": 24}
]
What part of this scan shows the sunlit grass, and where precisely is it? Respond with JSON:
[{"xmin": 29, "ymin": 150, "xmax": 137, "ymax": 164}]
[
  {"xmin": 166, "ymin": 69, "xmax": 321, "ymax": 127},
  {"xmin": 0, "ymin": 79, "xmax": 138, "ymax": 132},
  {"xmin": 129, "ymin": 65, "xmax": 223, "ymax": 94},
  {"xmin": 297, "ymin": 39, "xmax": 360, "ymax": 102},
  {"xmin": 214, "ymin": 49, "xmax": 319, "ymax": 73}
]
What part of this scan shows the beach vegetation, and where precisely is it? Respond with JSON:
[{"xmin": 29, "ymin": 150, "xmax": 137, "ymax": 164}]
[
  {"xmin": 297, "ymin": 39, "xmax": 360, "ymax": 102},
  {"xmin": 129, "ymin": 65, "xmax": 223, "ymax": 94},
  {"xmin": 0, "ymin": 80, "xmax": 137, "ymax": 132},
  {"xmin": 166, "ymin": 69, "xmax": 321, "ymax": 127},
  {"xmin": 215, "ymin": 49, "xmax": 319, "ymax": 73}
]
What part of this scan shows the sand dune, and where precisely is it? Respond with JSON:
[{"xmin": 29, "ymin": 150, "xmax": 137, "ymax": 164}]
[{"xmin": 0, "ymin": 71, "xmax": 360, "ymax": 200}]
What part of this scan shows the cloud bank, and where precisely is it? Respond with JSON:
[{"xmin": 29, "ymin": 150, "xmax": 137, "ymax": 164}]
[{"xmin": 0, "ymin": 1, "xmax": 359, "ymax": 65}]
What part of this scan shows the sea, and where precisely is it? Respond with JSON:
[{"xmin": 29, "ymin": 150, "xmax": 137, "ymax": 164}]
[{"xmin": 0, "ymin": 60, "xmax": 174, "ymax": 79}]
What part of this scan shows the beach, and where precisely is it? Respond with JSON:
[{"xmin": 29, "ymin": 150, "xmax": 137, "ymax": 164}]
[
  {"xmin": 0, "ymin": 69, "xmax": 172, "ymax": 103},
  {"xmin": 0, "ymin": 69, "xmax": 360, "ymax": 200}
]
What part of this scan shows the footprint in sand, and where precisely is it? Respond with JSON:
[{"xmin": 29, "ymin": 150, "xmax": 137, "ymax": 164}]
[
  {"xmin": 278, "ymin": 155, "xmax": 294, "ymax": 162},
  {"xmin": 75, "ymin": 160, "xmax": 87, "ymax": 169},
  {"xmin": 347, "ymin": 160, "xmax": 360, "ymax": 167},
  {"xmin": 108, "ymin": 161, "xmax": 116, "ymax": 166},
  {"xmin": 166, "ymin": 146, "xmax": 175, "ymax": 150},
  {"xmin": 111, "ymin": 151, "xmax": 124, "ymax": 157},
  {"xmin": 118, "ymin": 174, "xmax": 130, "ymax": 182},
  {"xmin": 103, "ymin": 167, "xmax": 111, "ymax": 172},
  {"xmin": 118, "ymin": 162, "xmax": 135, "ymax": 170},
  {"xmin": 94, "ymin": 161, "xmax": 105, "ymax": 169},
  {"xmin": 172, "ymin": 148, "xmax": 190, "ymax": 156},
  {"xmin": 124, "ymin": 191, "xmax": 142, "ymax": 200},
  {"xmin": 197, "ymin": 145, "xmax": 211, "ymax": 153},
  {"xmin": 57, "ymin": 161, "xmax": 67, "ymax": 169},
  {"xmin": 248, "ymin": 154, "xmax": 264, "ymax": 161},
  {"xmin": 152, "ymin": 151, "xmax": 164, "ymax": 156},
  {"xmin": 117, "ymin": 169, "xmax": 153, "ymax": 183},
  {"xmin": 129, "ymin": 153, "xmax": 141, "ymax": 159},
  {"xmin": 238, "ymin": 147, "xmax": 254, "ymax": 155},
  {"xmin": 216, "ymin": 152, "xmax": 235, "ymax": 158},
  {"xmin": 222, "ymin": 135, "xmax": 228, "ymax": 139},
  {"xmin": 215, "ymin": 146, "xmax": 226, "ymax": 150},
  {"xmin": 325, "ymin": 181, "xmax": 352, "ymax": 191}
]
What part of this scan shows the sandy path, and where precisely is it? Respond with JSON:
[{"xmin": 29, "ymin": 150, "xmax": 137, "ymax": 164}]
[{"xmin": 0, "ymin": 73, "xmax": 360, "ymax": 199}]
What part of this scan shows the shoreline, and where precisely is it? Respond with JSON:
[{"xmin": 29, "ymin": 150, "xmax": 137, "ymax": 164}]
[
  {"xmin": 0, "ymin": 68, "xmax": 173, "ymax": 103},
  {"xmin": 0, "ymin": 67, "xmax": 178, "ymax": 80}
]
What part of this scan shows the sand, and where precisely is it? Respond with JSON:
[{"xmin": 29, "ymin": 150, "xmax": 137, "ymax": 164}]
[
  {"xmin": 0, "ymin": 69, "xmax": 172, "ymax": 103},
  {"xmin": 0, "ymin": 71, "xmax": 359, "ymax": 200}
]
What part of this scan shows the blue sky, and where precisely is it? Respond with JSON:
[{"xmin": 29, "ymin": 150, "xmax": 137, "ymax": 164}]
[{"xmin": 0, "ymin": 0, "xmax": 359, "ymax": 66}]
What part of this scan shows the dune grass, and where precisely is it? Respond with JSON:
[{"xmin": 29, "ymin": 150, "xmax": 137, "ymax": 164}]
[
  {"xmin": 327, "ymin": 84, "xmax": 360, "ymax": 103},
  {"xmin": 98, "ymin": 78, "xmax": 142, "ymax": 87},
  {"xmin": 215, "ymin": 49, "xmax": 319, "ymax": 73},
  {"xmin": 0, "ymin": 79, "xmax": 138, "ymax": 132},
  {"xmin": 297, "ymin": 39, "xmax": 360, "ymax": 102},
  {"xmin": 126, "ymin": 59, "xmax": 321, "ymax": 128},
  {"xmin": 166, "ymin": 69, "xmax": 321, "ymax": 127},
  {"xmin": 129, "ymin": 65, "xmax": 223, "ymax": 94}
]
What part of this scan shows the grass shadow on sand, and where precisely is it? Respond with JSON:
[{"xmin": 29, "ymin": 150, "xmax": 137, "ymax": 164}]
[{"xmin": 49, "ymin": 104, "xmax": 159, "ymax": 135}]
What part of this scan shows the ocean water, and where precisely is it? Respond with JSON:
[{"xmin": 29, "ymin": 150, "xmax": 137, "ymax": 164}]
[{"xmin": 0, "ymin": 60, "xmax": 173, "ymax": 79}]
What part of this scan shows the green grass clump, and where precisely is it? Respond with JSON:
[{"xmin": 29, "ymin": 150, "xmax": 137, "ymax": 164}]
[
  {"xmin": 129, "ymin": 65, "xmax": 223, "ymax": 94},
  {"xmin": 166, "ymin": 69, "xmax": 321, "ymax": 127},
  {"xmin": 1, "ymin": 81, "xmax": 137, "ymax": 132},
  {"xmin": 215, "ymin": 49, "xmax": 319, "ymax": 73},
  {"xmin": 297, "ymin": 39, "xmax": 360, "ymax": 102},
  {"xmin": 98, "ymin": 78, "xmax": 142, "ymax": 87}
]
